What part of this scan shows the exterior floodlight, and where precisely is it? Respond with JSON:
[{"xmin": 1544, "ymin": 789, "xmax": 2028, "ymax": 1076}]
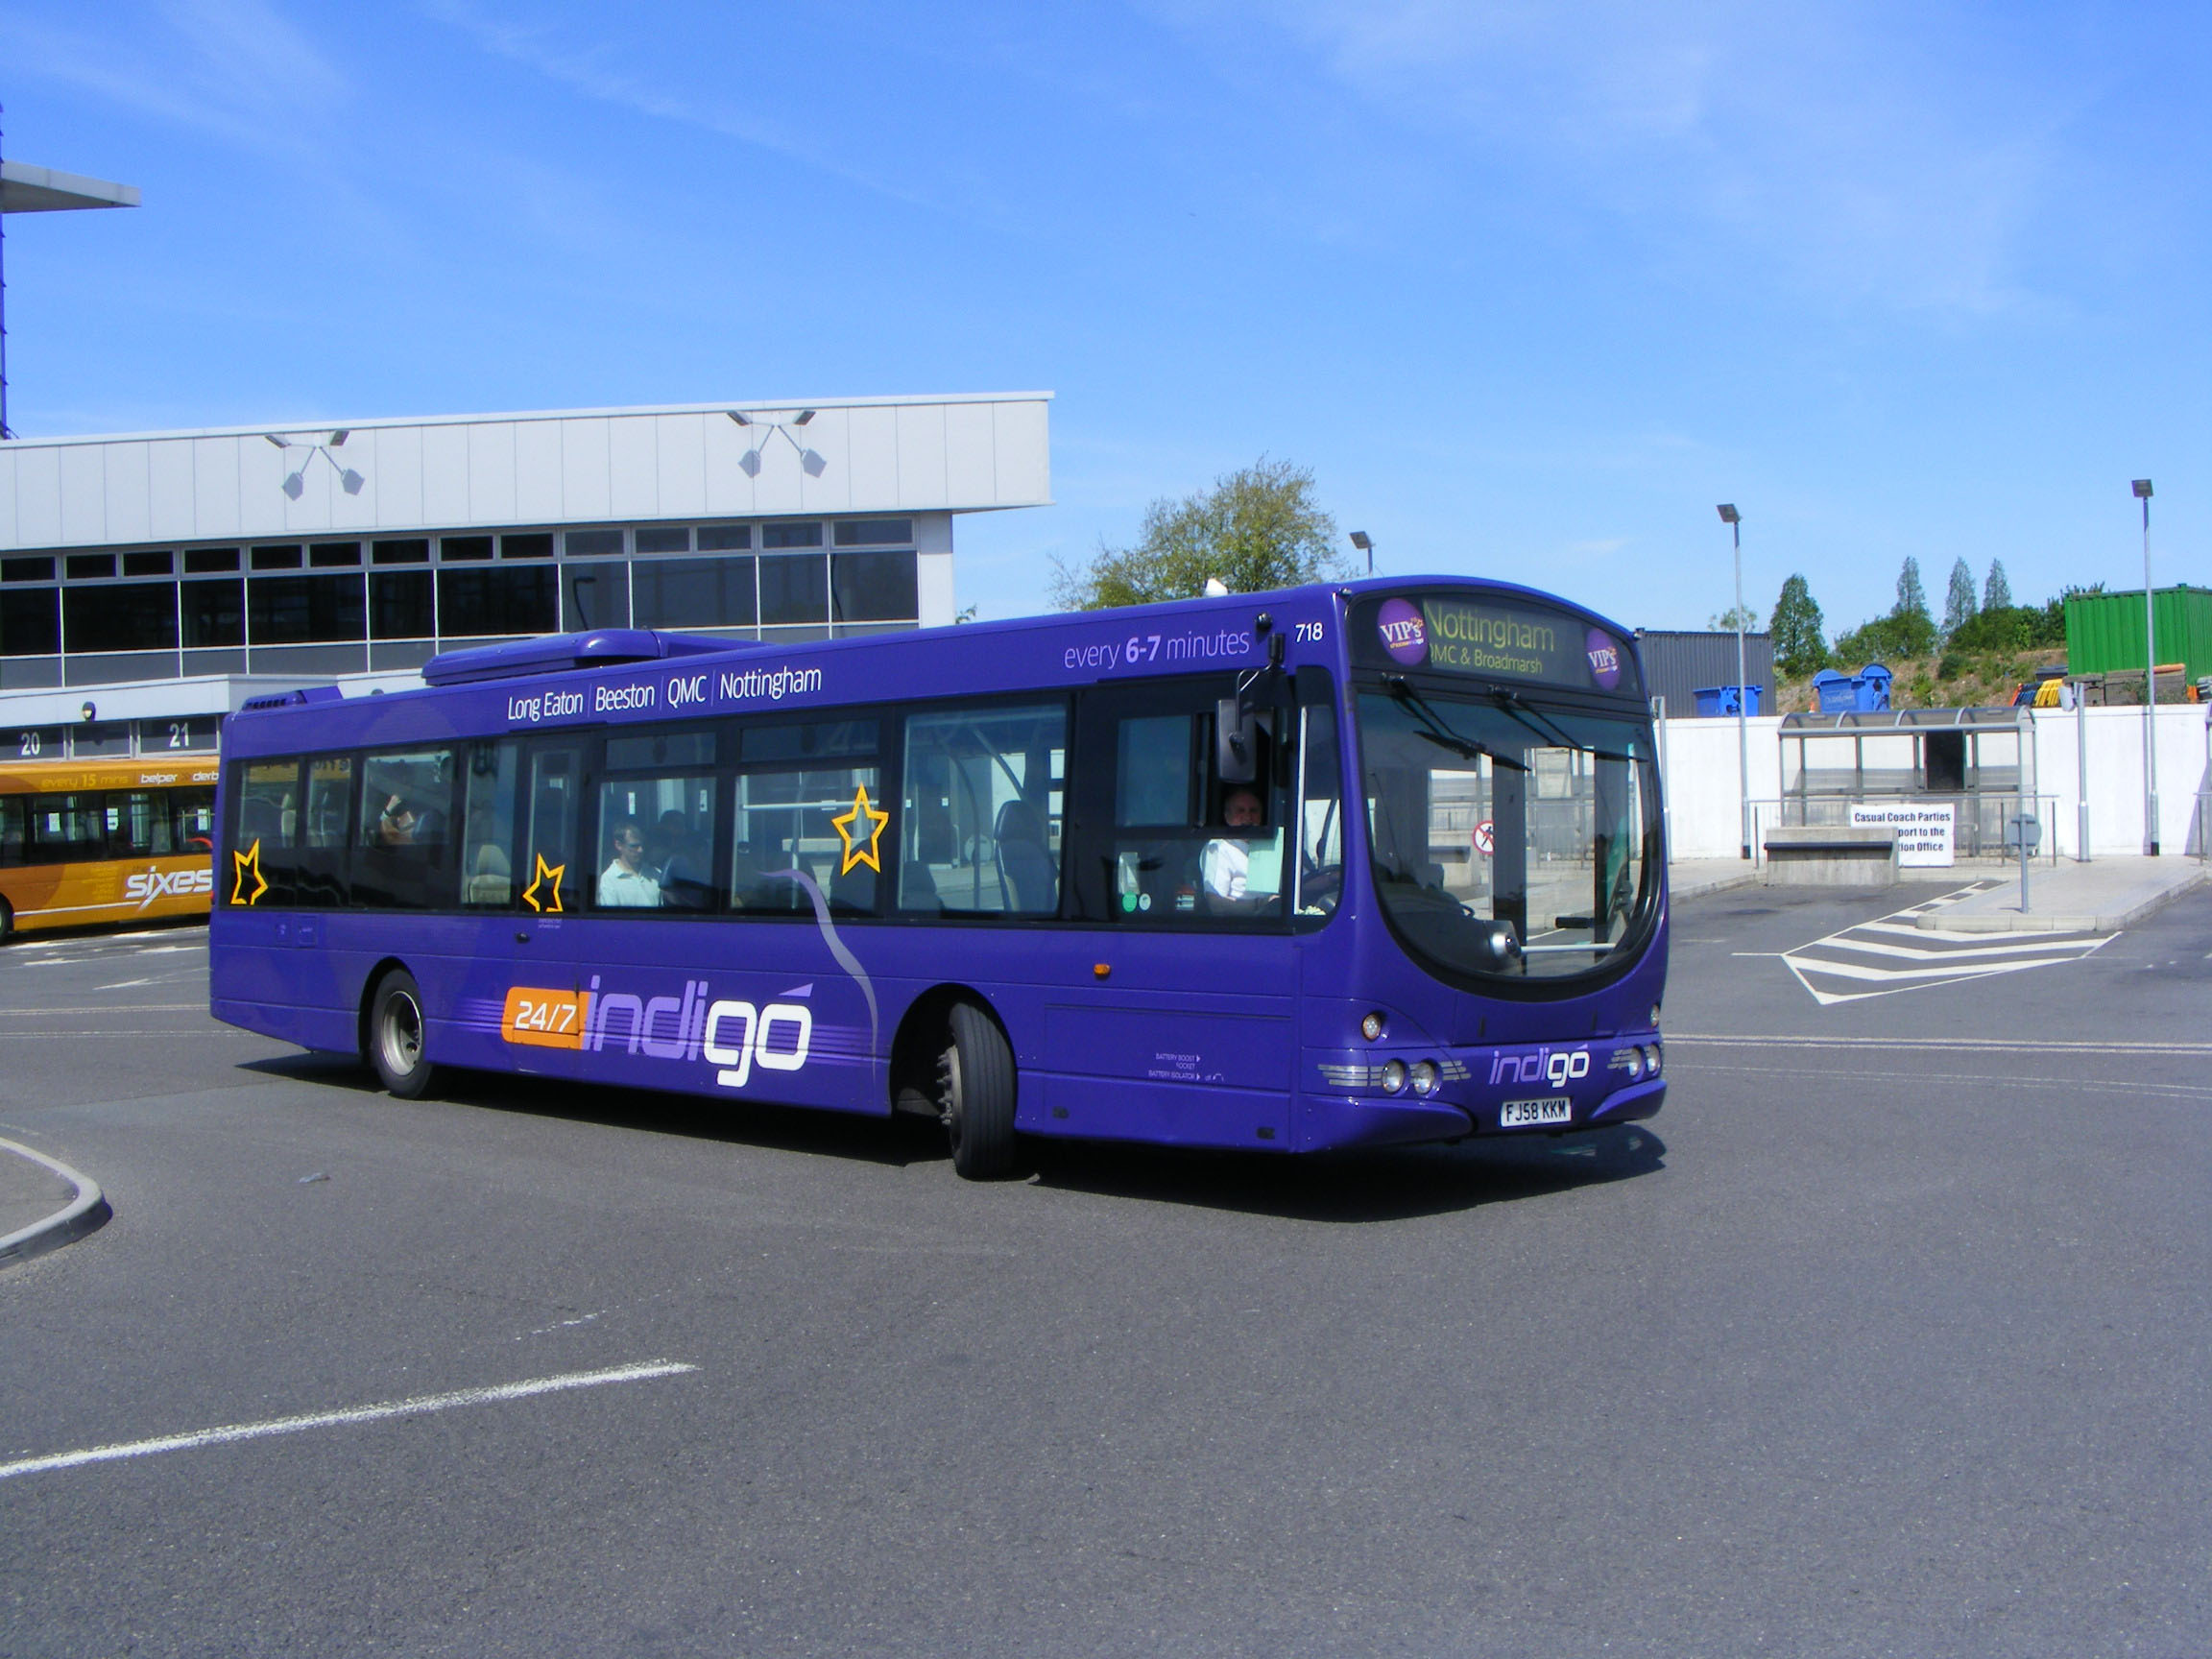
[
  {"xmin": 80, "ymin": 701, "xmax": 96, "ymax": 722},
  {"xmin": 1717, "ymin": 503, "xmax": 1740, "ymax": 524},
  {"xmin": 730, "ymin": 409, "xmax": 826, "ymax": 476},
  {"xmin": 264, "ymin": 433, "xmax": 291, "ymax": 448},
  {"xmin": 2132, "ymin": 479, "xmax": 2152, "ymax": 499},
  {"xmin": 1350, "ymin": 530, "xmax": 1372, "ymax": 574},
  {"xmin": 329, "ymin": 429, "xmax": 349, "ymax": 445},
  {"xmin": 727, "ymin": 411, "xmax": 752, "ymax": 426},
  {"xmin": 793, "ymin": 410, "xmax": 816, "ymax": 425}
]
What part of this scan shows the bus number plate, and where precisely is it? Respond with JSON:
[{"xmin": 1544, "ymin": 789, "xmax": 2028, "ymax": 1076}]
[
  {"xmin": 503, "ymin": 987, "xmax": 589, "ymax": 1050},
  {"xmin": 1500, "ymin": 1098, "xmax": 1573, "ymax": 1128}
]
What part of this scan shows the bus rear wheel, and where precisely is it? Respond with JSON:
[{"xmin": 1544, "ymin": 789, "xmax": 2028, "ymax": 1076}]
[
  {"xmin": 368, "ymin": 970, "xmax": 438, "ymax": 1099},
  {"xmin": 0, "ymin": 900, "xmax": 12, "ymax": 943},
  {"xmin": 939, "ymin": 1002, "xmax": 1016, "ymax": 1180}
]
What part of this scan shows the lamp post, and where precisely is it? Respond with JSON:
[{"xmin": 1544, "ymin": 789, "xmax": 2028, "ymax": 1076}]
[
  {"xmin": 1350, "ymin": 530, "xmax": 1373, "ymax": 574},
  {"xmin": 1718, "ymin": 504, "xmax": 1750, "ymax": 859},
  {"xmin": 2134, "ymin": 479, "xmax": 2158, "ymax": 855}
]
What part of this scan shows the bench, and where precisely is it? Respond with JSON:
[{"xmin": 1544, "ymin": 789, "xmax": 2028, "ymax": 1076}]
[{"xmin": 1762, "ymin": 825, "xmax": 1899, "ymax": 886}]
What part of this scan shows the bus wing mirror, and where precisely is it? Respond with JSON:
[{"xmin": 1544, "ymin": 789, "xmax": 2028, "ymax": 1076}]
[{"xmin": 1216, "ymin": 698, "xmax": 1258, "ymax": 784}]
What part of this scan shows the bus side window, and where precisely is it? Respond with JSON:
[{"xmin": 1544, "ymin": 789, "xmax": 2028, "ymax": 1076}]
[
  {"xmin": 352, "ymin": 749, "xmax": 457, "ymax": 911},
  {"xmin": 897, "ymin": 704, "xmax": 1065, "ymax": 917},
  {"xmin": 461, "ymin": 741, "xmax": 519, "ymax": 907},
  {"xmin": 0, "ymin": 796, "xmax": 23, "ymax": 866},
  {"xmin": 174, "ymin": 788, "xmax": 216, "ymax": 853},
  {"xmin": 116, "ymin": 791, "xmax": 175, "ymax": 856}
]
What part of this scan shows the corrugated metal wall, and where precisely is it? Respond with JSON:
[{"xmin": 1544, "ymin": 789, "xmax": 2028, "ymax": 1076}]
[
  {"xmin": 1635, "ymin": 630, "xmax": 1775, "ymax": 716},
  {"xmin": 2064, "ymin": 587, "xmax": 2212, "ymax": 681}
]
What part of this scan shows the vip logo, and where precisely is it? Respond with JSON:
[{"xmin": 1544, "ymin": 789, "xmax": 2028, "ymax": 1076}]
[
  {"xmin": 1487, "ymin": 1046, "xmax": 1591, "ymax": 1090},
  {"xmin": 125, "ymin": 866, "xmax": 216, "ymax": 908},
  {"xmin": 1377, "ymin": 597, "xmax": 1429, "ymax": 665}
]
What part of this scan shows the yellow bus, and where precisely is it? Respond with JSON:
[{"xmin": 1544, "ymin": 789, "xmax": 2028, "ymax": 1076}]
[{"xmin": 0, "ymin": 757, "xmax": 220, "ymax": 940}]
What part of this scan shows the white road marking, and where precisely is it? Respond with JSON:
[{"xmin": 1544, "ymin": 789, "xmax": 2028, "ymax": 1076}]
[
  {"xmin": 0, "ymin": 1359, "xmax": 699, "ymax": 1482},
  {"xmin": 0, "ymin": 1004, "xmax": 203, "ymax": 1016},
  {"xmin": 1670, "ymin": 1033, "xmax": 2212, "ymax": 1056},
  {"xmin": 1779, "ymin": 887, "xmax": 2113, "ymax": 1005}
]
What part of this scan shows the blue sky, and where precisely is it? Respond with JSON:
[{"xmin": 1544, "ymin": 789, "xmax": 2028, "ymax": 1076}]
[{"xmin": 2, "ymin": 0, "xmax": 2204, "ymax": 637}]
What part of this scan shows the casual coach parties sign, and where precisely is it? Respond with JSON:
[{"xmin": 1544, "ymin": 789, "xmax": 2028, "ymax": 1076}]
[
  {"xmin": 1365, "ymin": 593, "xmax": 1635, "ymax": 695},
  {"xmin": 1851, "ymin": 801, "xmax": 1957, "ymax": 866}
]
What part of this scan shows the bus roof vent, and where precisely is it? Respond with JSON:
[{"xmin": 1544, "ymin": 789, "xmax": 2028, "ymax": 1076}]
[
  {"xmin": 421, "ymin": 629, "xmax": 742, "ymax": 687},
  {"xmin": 238, "ymin": 685, "xmax": 344, "ymax": 712}
]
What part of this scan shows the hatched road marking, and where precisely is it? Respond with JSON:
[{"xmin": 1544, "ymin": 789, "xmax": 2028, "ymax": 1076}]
[{"xmin": 1781, "ymin": 884, "xmax": 2115, "ymax": 1006}]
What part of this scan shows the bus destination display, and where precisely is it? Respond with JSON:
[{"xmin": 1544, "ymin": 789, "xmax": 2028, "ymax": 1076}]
[{"xmin": 1357, "ymin": 592, "xmax": 1636, "ymax": 697}]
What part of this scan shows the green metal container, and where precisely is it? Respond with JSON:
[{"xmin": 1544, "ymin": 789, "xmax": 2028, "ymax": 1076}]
[{"xmin": 2064, "ymin": 586, "xmax": 2212, "ymax": 682}]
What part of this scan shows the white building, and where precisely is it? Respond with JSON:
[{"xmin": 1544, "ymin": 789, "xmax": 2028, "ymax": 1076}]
[{"xmin": 0, "ymin": 393, "xmax": 1052, "ymax": 759}]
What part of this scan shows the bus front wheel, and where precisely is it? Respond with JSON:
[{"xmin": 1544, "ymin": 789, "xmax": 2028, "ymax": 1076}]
[
  {"xmin": 940, "ymin": 1002, "xmax": 1016, "ymax": 1180},
  {"xmin": 368, "ymin": 970, "xmax": 438, "ymax": 1099}
]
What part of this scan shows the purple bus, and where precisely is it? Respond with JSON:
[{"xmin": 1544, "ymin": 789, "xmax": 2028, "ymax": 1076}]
[{"xmin": 209, "ymin": 578, "xmax": 1667, "ymax": 1177}]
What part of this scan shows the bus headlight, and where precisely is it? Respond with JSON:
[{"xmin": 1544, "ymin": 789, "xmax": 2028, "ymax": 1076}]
[
  {"xmin": 1620, "ymin": 1047, "xmax": 1645, "ymax": 1081},
  {"xmin": 1380, "ymin": 1060, "xmax": 1408, "ymax": 1094},
  {"xmin": 1408, "ymin": 1060, "xmax": 1439, "ymax": 1096},
  {"xmin": 1360, "ymin": 1011, "xmax": 1386, "ymax": 1042},
  {"xmin": 1643, "ymin": 1043, "xmax": 1663, "ymax": 1077}
]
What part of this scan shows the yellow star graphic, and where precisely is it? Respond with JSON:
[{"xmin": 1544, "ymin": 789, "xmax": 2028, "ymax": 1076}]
[
  {"xmin": 830, "ymin": 782, "xmax": 891, "ymax": 876},
  {"xmin": 230, "ymin": 838, "xmax": 269, "ymax": 906},
  {"xmin": 520, "ymin": 853, "xmax": 565, "ymax": 914}
]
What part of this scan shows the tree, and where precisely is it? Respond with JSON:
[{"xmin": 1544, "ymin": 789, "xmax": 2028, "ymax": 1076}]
[
  {"xmin": 1049, "ymin": 456, "xmax": 1350, "ymax": 610},
  {"xmin": 1896, "ymin": 557, "xmax": 1930, "ymax": 625},
  {"xmin": 1983, "ymin": 560, "xmax": 2012, "ymax": 613},
  {"xmin": 1768, "ymin": 574, "xmax": 1827, "ymax": 677},
  {"xmin": 1941, "ymin": 557, "xmax": 1978, "ymax": 642},
  {"xmin": 1708, "ymin": 603, "xmax": 1759, "ymax": 632}
]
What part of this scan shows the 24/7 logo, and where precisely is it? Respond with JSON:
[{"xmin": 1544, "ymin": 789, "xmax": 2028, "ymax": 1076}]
[{"xmin": 124, "ymin": 867, "xmax": 215, "ymax": 909}]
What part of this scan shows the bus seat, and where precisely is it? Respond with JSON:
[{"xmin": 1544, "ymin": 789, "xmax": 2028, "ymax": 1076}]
[
  {"xmin": 466, "ymin": 843, "xmax": 512, "ymax": 904},
  {"xmin": 899, "ymin": 861, "xmax": 941, "ymax": 914},
  {"xmin": 993, "ymin": 800, "xmax": 1056, "ymax": 913}
]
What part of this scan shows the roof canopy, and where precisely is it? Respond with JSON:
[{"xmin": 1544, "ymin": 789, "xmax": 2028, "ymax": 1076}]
[{"xmin": 0, "ymin": 161, "xmax": 140, "ymax": 214}]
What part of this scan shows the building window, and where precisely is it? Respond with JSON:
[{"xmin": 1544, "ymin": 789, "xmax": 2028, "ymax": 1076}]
[
  {"xmin": 761, "ymin": 522, "xmax": 823, "ymax": 549},
  {"xmin": 65, "ymin": 583, "xmax": 180, "ymax": 653},
  {"xmin": 635, "ymin": 558, "xmax": 757, "ymax": 631},
  {"xmin": 66, "ymin": 553, "xmax": 117, "ymax": 580},
  {"xmin": 372, "ymin": 539, "xmax": 429, "ymax": 565},
  {"xmin": 0, "ymin": 589, "xmax": 60, "ymax": 656},
  {"xmin": 831, "ymin": 551, "xmax": 918, "ymax": 623},
  {"xmin": 833, "ymin": 519, "xmax": 912, "ymax": 547},
  {"xmin": 183, "ymin": 548, "xmax": 239, "ymax": 573},
  {"xmin": 309, "ymin": 541, "xmax": 361, "ymax": 568},
  {"xmin": 440, "ymin": 536, "xmax": 493, "ymax": 563},
  {"xmin": 123, "ymin": 550, "xmax": 176, "ymax": 577},
  {"xmin": 562, "ymin": 563, "xmax": 630, "ymax": 631},
  {"xmin": 635, "ymin": 527, "xmax": 690, "ymax": 555},
  {"xmin": 182, "ymin": 580, "xmax": 246, "ymax": 648},
  {"xmin": 500, "ymin": 533, "xmax": 554, "ymax": 559},
  {"xmin": 699, "ymin": 525, "xmax": 751, "ymax": 551},
  {"xmin": 372, "ymin": 571, "xmax": 436, "ymax": 639},
  {"xmin": 250, "ymin": 574, "xmax": 367, "ymax": 644},
  {"xmin": 437, "ymin": 565, "xmax": 556, "ymax": 637},
  {"xmin": 251, "ymin": 545, "xmax": 303, "ymax": 571},
  {"xmin": 565, "ymin": 528, "xmax": 622, "ymax": 558},
  {"xmin": 759, "ymin": 554, "xmax": 829, "ymax": 625},
  {"xmin": 2, "ymin": 556, "xmax": 56, "ymax": 583}
]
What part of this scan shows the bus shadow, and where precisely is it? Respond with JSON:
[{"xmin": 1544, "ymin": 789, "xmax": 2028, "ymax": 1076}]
[
  {"xmin": 240, "ymin": 1053, "xmax": 1667, "ymax": 1212},
  {"xmin": 1022, "ymin": 1126, "xmax": 1668, "ymax": 1223},
  {"xmin": 238, "ymin": 1053, "xmax": 927, "ymax": 1168}
]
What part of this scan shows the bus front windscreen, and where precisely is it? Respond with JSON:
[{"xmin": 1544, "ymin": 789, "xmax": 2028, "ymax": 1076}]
[{"xmin": 1357, "ymin": 684, "xmax": 1660, "ymax": 984}]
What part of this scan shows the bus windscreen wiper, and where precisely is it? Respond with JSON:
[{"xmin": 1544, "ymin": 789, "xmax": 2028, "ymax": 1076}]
[
  {"xmin": 1483, "ymin": 688, "xmax": 1636, "ymax": 763},
  {"xmin": 1386, "ymin": 677, "xmax": 1520, "ymax": 768}
]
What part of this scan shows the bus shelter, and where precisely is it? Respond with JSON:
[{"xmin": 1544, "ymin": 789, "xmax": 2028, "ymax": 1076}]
[{"xmin": 1776, "ymin": 707, "xmax": 2039, "ymax": 859}]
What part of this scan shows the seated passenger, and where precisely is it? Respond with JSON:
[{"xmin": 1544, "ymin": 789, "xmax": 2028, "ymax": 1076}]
[{"xmin": 597, "ymin": 819, "xmax": 661, "ymax": 907}]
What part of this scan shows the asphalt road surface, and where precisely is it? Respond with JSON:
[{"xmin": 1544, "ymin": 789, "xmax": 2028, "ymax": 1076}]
[{"xmin": 2, "ymin": 889, "xmax": 2207, "ymax": 1658}]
